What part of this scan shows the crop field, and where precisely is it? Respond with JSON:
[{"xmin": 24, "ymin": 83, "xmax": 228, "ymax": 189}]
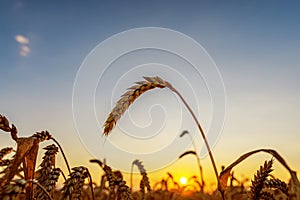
[{"xmin": 0, "ymin": 77, "xmax": 299, "ymax": 200}]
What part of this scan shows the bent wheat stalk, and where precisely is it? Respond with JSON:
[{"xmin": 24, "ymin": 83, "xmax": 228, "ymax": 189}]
[
  {"xmin": 180, "ymin": 130, "xmax": 205, "ymax": 192},
  {"xmin": 130, "ymin": 159, "xmax": 151, "ymax": 198},
  {"xmin": 103, "ymin": 76, "xmax": 223, "ymax": 198},
  {"xmin": 219, "ymin": 148, "xmax": 300, "ymax": 191},
  {"xmin": 51, "ymin": 137, "xmax": 71, "ymax": 174}
]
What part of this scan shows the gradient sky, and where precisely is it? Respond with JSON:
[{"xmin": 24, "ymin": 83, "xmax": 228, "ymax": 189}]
[{"xmin": 1, "ymin": 1, "xmax": 300, "ymax": 191}]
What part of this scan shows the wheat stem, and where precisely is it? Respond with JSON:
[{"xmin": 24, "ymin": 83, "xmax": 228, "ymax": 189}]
[
  {"xmin": 130, "ymin": 162, "xmax": 134, "ymax": 190},
  {"xmin": 168, "ymin": 85, "xmax": 223, "ymax": 198},
  {"xmin": 180, "ymin": 131, "xmax": 205, "ymax": 192},
  {"xmin": 86, "ymin": 168, "xmax": 95, "ymax": 200},
  {"xmin": 52, "ymin": 137, "xmax": 71, "ymax": 174},
  {"xmin": 103, "ymin": 76, "xmax": 223, "ymax": 199},
  {"xmin": 29, "ymin": 179, "xmax": 54, "ymax": 200}
]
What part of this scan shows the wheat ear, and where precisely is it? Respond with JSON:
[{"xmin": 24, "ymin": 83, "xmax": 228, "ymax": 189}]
[
  {"xmin": 258, "ymin": 191, "xmax": 275, "ymax": 200},
  {"xmin": 61, "ymin": 166, "xmax": 90, "ymax": 200},
  {"xmin": 32, "ymin": 130, "xmax": 71, "ymax": 174},
  {"xmin": 0, "ymin": 147, "xmax": 14, "ymax": 167},
  {"xmin": 36, "ymin": 168, "xmax": 61, "ymax": 199},
  {"xmin": 131, "ymin": 159, "xmax": 151, "ymax": 199},
  {"xmin": 103, "ymin": 76, "xmax": 222, "ymax": 198},
  {"xmin": 0, "ymin": 114, "xmax": 18, "ymax": 141},
  {"xmin": 0, "ymin": 179, "xmax": 54, "ymax": 200},
  {"xmin": 0, "ymin": 147, "xmax": 13, "ymax": 160},
  {"xmin": 90, "ymin": 159, "xmax": 132, "ymax": 200},
  {"xmin": 250, "ymin": 159, "xmax": 274, "ymax": 200},
  {"xmin": 34, "ymin": 144, "xmax": 59, "ymax": 199},
  {"xmin": 35, "ymin": 144, "xmax": 59, "ymax": 183},
  {"xmin": 0, "ymin": 179, "xmax": 28, "ymax": 198},
  {"xmin": 264, "ymin": 178, "xmax": 289, "ymax": 196},
  {"xmin": 104, "ymin": 76, "xmax": 168, "ymax": 135}
]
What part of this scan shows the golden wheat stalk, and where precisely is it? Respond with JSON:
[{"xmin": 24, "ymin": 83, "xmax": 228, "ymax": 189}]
[
  {"xmin": 103, "ymin": 76, "xmax": 223, "ymax": 199},
  {"xmin": 61, "ymin": 166, "xmax": 90, "ymax": 200},
  {"xmin": 130, "ymin": 159, "xmax": 151, "ymax": 199},
  {"xmin": 103, "ymin": 76, "xmax": 169, "ymax": 135},
  {"xmin": 36, "ymin": 168, "xmax": 61, "ymax": 199},
  {"xmin": 90, "ymin": 159, "xmax": 132, "ymax": 200},
  {"xmin": 34, "ymin": 144, "xmax": 59, "ymax": 199}
]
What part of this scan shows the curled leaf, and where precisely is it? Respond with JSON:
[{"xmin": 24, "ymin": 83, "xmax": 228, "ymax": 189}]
[
  {"xmin": 179, "ymin": 130, "xmax": 189, "ymax": 137},
  {"xmin": 219, "ymin": 169, "xmax": 231, "ymax": 191},
  {"xmin": 179, "ymin": 150, "xmax": 197, "ymax": 159}
]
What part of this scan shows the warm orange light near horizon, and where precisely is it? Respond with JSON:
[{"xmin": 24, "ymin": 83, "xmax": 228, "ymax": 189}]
[{"xmin": 180, "ymin": 177, "xmax": 187, "ymax": 185}]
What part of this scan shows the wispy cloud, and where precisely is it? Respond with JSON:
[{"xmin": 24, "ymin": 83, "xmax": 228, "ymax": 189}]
[
  {"xmin": 20, "ymin": 45, "xmax": 30, "ymax": 56},
  {"xmin": 15, "ymin": 34, "xmax": 30, "ymax": 56},
  {"xmin": 15, "ymin": 35, "xmax": 29, "ymax": 44}
]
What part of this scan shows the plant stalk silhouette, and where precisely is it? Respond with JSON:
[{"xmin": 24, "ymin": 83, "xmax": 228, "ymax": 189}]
[
  {"xmin": 103, "ymin": 76, "xmax": 224, "ymax": 199},
  {"xmin": 180, "ymin": 130, "xmax": 205, "ymax": 192}
]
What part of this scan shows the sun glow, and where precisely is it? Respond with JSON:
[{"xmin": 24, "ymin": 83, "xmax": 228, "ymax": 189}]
[{"xmin": 180, "ymin": 177, "xmax": 187, "ymax": 185}]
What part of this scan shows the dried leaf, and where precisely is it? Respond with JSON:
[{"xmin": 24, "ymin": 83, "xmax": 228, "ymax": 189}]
[
  {"xmin": 0, "ymin": 137, "xmax": 35, "ymax": 186},
  {"xmin": 219, "ymin": 169, "xmax": 231, "ymax": 191},
  {"xmin": 23, "ymin": 139, "xmax": 39, "ymax": 199}
]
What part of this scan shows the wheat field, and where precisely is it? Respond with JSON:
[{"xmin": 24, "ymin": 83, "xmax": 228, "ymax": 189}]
[{"xmin": 0, "ymin": 77, "xmax": 299, "ymax": 200}]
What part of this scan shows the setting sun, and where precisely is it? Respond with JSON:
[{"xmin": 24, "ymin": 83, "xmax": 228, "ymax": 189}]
[{"xmin": 180, "ymin": 177, "xmax": 187, "ymax": 185}]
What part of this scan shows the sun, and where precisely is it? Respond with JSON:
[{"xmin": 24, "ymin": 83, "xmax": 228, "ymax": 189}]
[{"xmin": 179, "ymin": 176, "xmax": 187, "ymax": 185}]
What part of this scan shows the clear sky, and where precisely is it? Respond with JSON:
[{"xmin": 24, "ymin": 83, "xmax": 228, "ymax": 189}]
[{"xmin": 1, "ymin": 1, "xmax": 300, "ymax": 191}]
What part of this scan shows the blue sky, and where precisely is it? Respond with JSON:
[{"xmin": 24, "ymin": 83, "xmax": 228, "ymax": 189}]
[{"xmin": 1, "ymin": 1, "xmax": 300, "ymax": 189}]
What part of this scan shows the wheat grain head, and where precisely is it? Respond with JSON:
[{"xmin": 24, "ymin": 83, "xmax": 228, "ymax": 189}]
[
  {"xmin": 132, "ymin": 159, "xmax": 151, "ymax": 196},
  {"xmin": 36, "ymin": 168, "xmax": 61, "ymax": 199},
  {"xmin": 0, "ymin": 179, "xmax": 28, "ymax": 198},
  {"xmin": 264, "ymin": 178, "xmax": 289, "ymax": 196},
  {"xmin": 103, "ymin": 76, "xmax": 171, "ymax": 135},
  {"xmin": 61, "ymin": 166, "xmax": 89, "ymax": 200},
  {"xmin": 250, "ymin": 159, "xmax": 274, "ymax": 200},
  {"xmin": 35, "ymin": 144, "xmax": 59, "ymax": 199}
]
